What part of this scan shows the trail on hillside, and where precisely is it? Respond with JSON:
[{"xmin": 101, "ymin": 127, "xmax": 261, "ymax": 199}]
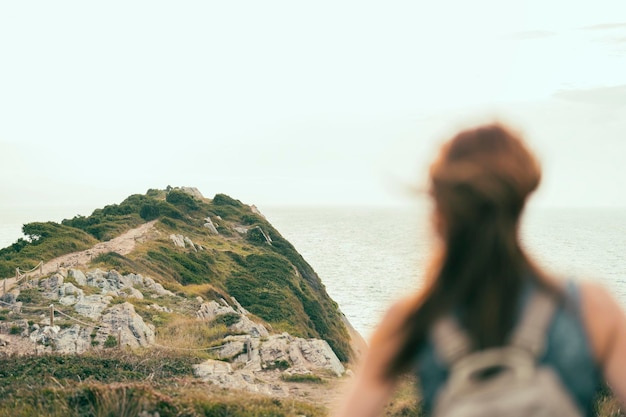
[
  {"xmin": 2, "ymin": 221, "xmax": 158, "ymax": 290},
  {"xmin": 41, "ymin": 220, "xmax": 158, "ymax": 274}
]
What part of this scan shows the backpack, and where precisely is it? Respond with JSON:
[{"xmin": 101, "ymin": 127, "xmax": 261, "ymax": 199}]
[{"xmin": 431, "ymin": 291, "xmax": 583, "ymax": 417}]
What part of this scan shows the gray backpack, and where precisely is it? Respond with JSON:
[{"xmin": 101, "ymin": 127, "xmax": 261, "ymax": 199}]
[{"xmin": 431, "ymin": 291, "xmax": 583, "ymax": 417}]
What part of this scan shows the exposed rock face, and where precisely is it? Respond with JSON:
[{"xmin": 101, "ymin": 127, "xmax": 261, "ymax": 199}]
[
  {"xmin": 6, "ymin": 263, "xmax": 352, "ymax": 398},
  {"xmin": 203, "ymin": 217, "xmax": 219, "ymax": 235},
  {"xmin": 179, "ymin": 186, "xmax": 204, "ymax": 199},
  {"xmin": 196, "ymin": 299, "xmax": 268, "ymax": 338},
  {"xmin": 68, "ymin": 269, "xmax": 87, "ymax": 286},
  {"xmin": 170, "ymin": 234, "xmax": 186, "ymax": 248},
  {"xmin": 194, "ymin": 332, "xmax": 344, "ymax": 394},
  {"xmin": 74, "ymin": 294, "xmax": 112, "ymax": 319},
  {"xmin": 196, "ymin": 300, "xmax": 237, "ymax": 321},
  {"xmin": 193, "ymin": 359, "xmax": 287, "ymax": 396},
  {"xmin": 97, "ymin": 302, "xmax": 155, "ymax": 348},
  {"xmin": 40, "ymin": 273, "xmax": 64, "ymax": 292}
]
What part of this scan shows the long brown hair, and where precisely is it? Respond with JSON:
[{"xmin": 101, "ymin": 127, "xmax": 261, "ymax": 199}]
[{"xmin": 387, "ymin": 123, "xmax": 560, "ymax": 377}]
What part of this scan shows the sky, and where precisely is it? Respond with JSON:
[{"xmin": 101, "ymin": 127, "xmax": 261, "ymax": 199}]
[{"xmin": 1, "ymin": 1, "xmax": 625, "ymax": 215}]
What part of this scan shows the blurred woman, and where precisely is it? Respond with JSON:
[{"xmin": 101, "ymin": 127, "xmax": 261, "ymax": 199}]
[{"xmin": 334, "ymin": 123, "xmax": 626, "ymax": 416}]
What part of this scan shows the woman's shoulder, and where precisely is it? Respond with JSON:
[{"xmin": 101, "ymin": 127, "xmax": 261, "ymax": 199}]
[{"xmin": 576, "ymin": 280, "xmax": 625, "ymax": 367}]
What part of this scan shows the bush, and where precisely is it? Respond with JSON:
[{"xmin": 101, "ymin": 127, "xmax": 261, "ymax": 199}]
[
  {"xmin": 212, "ymin": 194, "xmax": 243, "ymax": 207},
  {"xmin": 213, "ymin": 313, "xmax": 241, "ymax": 328},
  {"xmin": 104, "ymin": 335, "xmax": 118, "ymax": 349},
  {"xmin": 166, "ymin": 189, "xmax": 199, "ymax": 211}
]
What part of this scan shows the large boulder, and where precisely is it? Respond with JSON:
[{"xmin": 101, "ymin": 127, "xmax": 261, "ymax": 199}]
[
  {"xmin": 68, "ymin": 269, "xmax": 87, "ymax": 286},
  {"xmin": 196, "ymin": 300, "xmax": 237, "ymax": 321},
  {"xmin": 74, "ymin": 294, "xmax": 112, "ymax": 319},
  {"xmin": 97, "ymin": 302, "xmax": 155, "ymax": 348},
  {"xmin": 193, "ymin": 359, "xmax": 287, "ymax": 396}
]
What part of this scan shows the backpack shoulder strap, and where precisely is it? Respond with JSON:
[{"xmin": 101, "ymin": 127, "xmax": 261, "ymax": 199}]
[
  {"xmin": 510, "ymin": 290, "xmax": 557, "ymax": 357},
  {"xmin": 431, "ymin": 314, "xmax": 473, "ymax": 366}
]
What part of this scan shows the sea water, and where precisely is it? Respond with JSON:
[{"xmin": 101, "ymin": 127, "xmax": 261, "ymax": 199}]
[
  {"xmin": 263, "ymin": 206, "xmax": 626, "ymax": 339},
  {"xmin": 2, "ymin": 205, "xmax": 625, "ymax": 339}
]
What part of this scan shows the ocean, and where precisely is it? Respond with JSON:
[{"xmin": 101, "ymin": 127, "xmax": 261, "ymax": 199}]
[{"xmin": 2, "ymin": 205, "xmax": 626, "ymax": 339}]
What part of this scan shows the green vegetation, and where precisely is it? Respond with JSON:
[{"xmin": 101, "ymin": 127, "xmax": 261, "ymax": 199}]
[
  {"xmin": 0, "ymin": 187, "xmax": 353, "ymax": 362},
  {"xmin": 0, "ymin": 222, "xmax": 98, "ymax": 277},
  {"xmin": 0, "ymin": 351, "xmax": 326, "ymax": 417},
  {"xmin": 280, "ymin": 373, "xmax": 325, "ymax": 384}
]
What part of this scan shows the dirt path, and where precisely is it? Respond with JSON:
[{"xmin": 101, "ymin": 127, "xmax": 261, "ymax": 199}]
[{"xmin": 2, "ymin": 220, "xmax": 157, "ymax": 292}]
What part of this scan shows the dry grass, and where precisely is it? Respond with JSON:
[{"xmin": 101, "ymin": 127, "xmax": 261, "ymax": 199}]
[{"xmin": 155, "ymin": 315, "xmax": 230, "ymax": 354}]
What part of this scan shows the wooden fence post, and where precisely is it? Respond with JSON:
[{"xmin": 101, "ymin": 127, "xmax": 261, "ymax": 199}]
[
  {"xmin": 39, "ymin": 262, "xmax": 43, "ymax": 276},
  {"xmin": 49, "ymin": 304, "xmax": 54, "ymax": 327},
  {"xmin": 2, "ymin": 279, "xmax": 5, "ymax": 296},
  {"xmin": 118, "ymin": 328, "xmax": 122, "ymax": 349}
]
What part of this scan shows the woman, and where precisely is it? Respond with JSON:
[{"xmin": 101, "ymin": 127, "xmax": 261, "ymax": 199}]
[{"xmin": 334, "ymin": 123, "xmax": 626, "ymax": 416}]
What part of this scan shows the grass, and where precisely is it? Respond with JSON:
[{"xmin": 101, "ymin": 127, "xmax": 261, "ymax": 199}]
[
  {"xmin": 280, "ymin": 374, "xmax": 325, "ymax": 384},
  {"xmin": 0, "ymin": 350, "xmax": 327, "ymax": 417}
]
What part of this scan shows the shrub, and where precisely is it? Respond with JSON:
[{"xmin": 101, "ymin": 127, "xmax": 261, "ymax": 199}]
[
  {"xmin": 213, "ymin": 313, "xmax": 240, "ymax": 328},
  {"xmin": 104, "ymin": 335, "xmax": 118, "ymax": 349},
  {"xmin": 9, "ymin": 325, "xmax": 22, "ymax": 335},
  {"xmin": 212, "ymin": 194, "xmax": 243, "ymax": 207}
]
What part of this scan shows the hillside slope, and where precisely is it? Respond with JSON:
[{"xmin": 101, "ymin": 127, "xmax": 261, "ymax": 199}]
[{"xmin": 0, "ymin": 187, "xmax": 355, "ymax": 362}]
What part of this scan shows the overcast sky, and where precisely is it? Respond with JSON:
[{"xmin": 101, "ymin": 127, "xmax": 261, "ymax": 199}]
[{"xmin": 1, "ymin": 1, "xmax": 625, "ymax": 214}]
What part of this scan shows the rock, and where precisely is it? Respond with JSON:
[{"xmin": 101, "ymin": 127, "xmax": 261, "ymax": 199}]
[
  {"xmin": 124, "ymin": 287, "xmax": 144, "ymax": 300},
  {"xmin": 148, "ymin": 304, "xmax": 172, "ymax": 313},
  {"xmin": 74, "ymin": 295, "xmax": 112, "ymax": 319},
  {"xmin": 233, "ymin": 226, "xmax": 248, "ymax": 235},
  {"xmin": 196, "ymin": 301, "xmax": 237, "ymax": 321},
  {"xmin": 230, "ymin": 315, "xmax": 269, "ymax": 338},
  {"xmin": 40, "ymin": 273, "xmax": 64, "ymax": 291},
  {"xmin": 52, "ymin": 324, "xmax": 92, "ymax": 354},
  {"xmin": 143, "ymin": 278, "xmax": 175, "ymax": 297},
  {"xmin": 59, "ymin": 295, "xmax": 78, "ymax": 306},
  {"xmin": 193, "ymin": 359, "xmax": 287, "ymax": 396},
  {"xmin": 29, "ymin": 325, "xmax": 60, "ymax": 345},
  {"xmin": 0, "ymin": 319, "xmax": 29, "ymax": 336},
  {"xmin": 179, "ymin": 186, "xmax": 204, "ymax": 199},
  {"xmin": 203, "ymin": 218, "xmax": 219, "ymax": 235},
  {"xmin": 98, "ymin": 302, "xmax": 155, "ymax": 348},
  {"xmin": 218, "ymin": 339, "xmax": 246, "ymax": 360},
  {"xmin": 69, "ymin": 269, "xmax": 87, "ymax": 286},
  {"xmin": 214, "ymin": 333, "xmax": 344, "ymax": 377},
  {"xmin": 169, "ymin": 234, "xmax": 185, "ymax": 248},
  {"xmin": 231, "ymin": 297, "xmax": 249, "ymax": 315},
  {"xmin": 59, "ymin": 282, "xmax": 82, "ymax": 297},
  {"xmin": 0, "ymin": 293, "xmax": 17, "ymax": 304},
  {"xmin": 86, "ymin": 269, "xmax": 117, "ymax": 293},
  {"xmin": 183, "ymin": 236, "xmax": 197, "ymax": 252},
  {"xmin": 193, "ymin": 359, "xmax": 233, "ymax": 377},
  {"xmin": 125, "ymin": 273, "xmax": 144, "ymax": 286},
  {"xmin": 258, "ymin": 334, "xmax": 345, "ymax": 376},
  {"xmin": 250, "ymin": 205, "xmax": 265, "ymax": 219}
]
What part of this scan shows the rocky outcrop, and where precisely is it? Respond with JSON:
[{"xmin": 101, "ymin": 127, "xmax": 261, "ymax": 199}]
[
  {"xmin": 97, "ymin": 302, "xmax": 155, "ymax": 348},
  {"xmin": 193, "ymin": 359, "xmax": 287, "ymax": 396},
  {"xmin": 203, "ymin": 217, "xmax": 219, "ymax": 235},
  {"xmin": 74, "ymin": 294, "xmax": 112, "ymax": 319},
  {"xmin": 178, "ymin": 186, "xmax": 204, "ymax": 199},
  {"xmin": 170, "ymin": 234, "xmax": 204, "ymax": 251},
  {"xmin": 4, "ymin": 263, "xmax": 351, "ymax": 398},
  {"xmin": 217, "ymin": 333, "xmax": 344, "ymax": 376},
  {"xmin": 193, "ymin": 332, "xmax": 344, "ymax": 394},
  {"xmin": 196, "ymin": 299, "xmax": 268, "ymax": 338}
]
